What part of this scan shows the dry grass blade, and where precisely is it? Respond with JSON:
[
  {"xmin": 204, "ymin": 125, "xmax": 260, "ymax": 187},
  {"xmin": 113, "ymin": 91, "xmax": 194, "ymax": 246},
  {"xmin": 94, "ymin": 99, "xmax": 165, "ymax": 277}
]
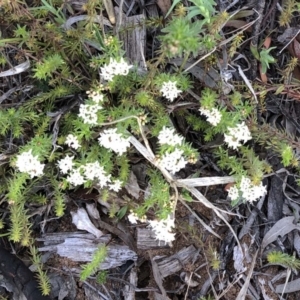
[
  {"xmin": 0, "ymin": 60, "xmax": 30, "ymax": 77},
  {"xmin": 148, "ymin": 251, "xmax": 170, "ymax": 299},
  {"xmin": 236, "ymin": 250, "xmax": 258, "ymax": 300}
]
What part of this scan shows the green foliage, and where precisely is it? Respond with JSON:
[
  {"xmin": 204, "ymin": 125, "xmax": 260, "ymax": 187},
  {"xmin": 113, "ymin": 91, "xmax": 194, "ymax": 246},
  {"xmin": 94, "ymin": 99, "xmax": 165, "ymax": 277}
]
[
  {"xmin": 279, "ymin": 0, "xmax": 297, "ymax": 26},
  {"xmin": 80, "ymin": 245, "xmax": 107, "ymax": 281},
  {"xmin": 33, "ymin": 54, "xmax": 66, "ymax": 80},
  {"xmin": 0, "ymin": 108, "xmax": 37, "ymax": 138},
  {"xmin": 160, "ymin": 17, "xmax": 202, "ymax": 57},
  {"xmin": 30, "ymin": 245, "xmax": 51, "ymax": 295},
  {"xmin": 142, "ymin": 169, "xmax": 172, "ymax": 219},
  {"xmin": 280, "ymin": 144, "xmax": 294, "ymax": 167},
  {"xmin": 187, "ymin": 0, "xmax": 216, "ymax": 23},
  {"xmin": 267, "ymin": 251, "xmax": 300, "ymax": 270},
  {"xmin": 29, "ymin": 0, "xmax": 66, "ymax": 25},
  {"xmin": 96, "ymin": 270, "xmax": 108, "ymax": 284},
  {"xmin": 251, "ymin": 45, "xmax": 276, "ymax": 74},
  {"xmin": 259, "ymin": 47, "xmax": 276, "ymax": 74}
]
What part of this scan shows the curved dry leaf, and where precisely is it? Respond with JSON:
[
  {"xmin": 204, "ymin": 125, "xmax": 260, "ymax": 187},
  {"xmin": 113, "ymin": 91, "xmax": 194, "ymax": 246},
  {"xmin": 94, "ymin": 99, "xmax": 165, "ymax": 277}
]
[
  {"xmin": 71, "ymin": 208, "xmax": 103, "ymax": 238},
  {"xmin": 261, "ymin": 216, "xmax": 300, "ymax": 253},
  {"xmin": 275, "ymin": 278, "xmax": 300, "ymax": 293},
  {"xmin": 0, "ymin": 60, "xmax": 30, "ymax": 77},
  {"xmin": 103, "ymin": 0, "xmax": 115, "ymax": 24},
  {"xmin": 157, "ymin": 0, "xmax": 171, "ymax": 16},
  {"xmin": 180, "ymin": 272, "xmax": 200, "ymax": 287}
]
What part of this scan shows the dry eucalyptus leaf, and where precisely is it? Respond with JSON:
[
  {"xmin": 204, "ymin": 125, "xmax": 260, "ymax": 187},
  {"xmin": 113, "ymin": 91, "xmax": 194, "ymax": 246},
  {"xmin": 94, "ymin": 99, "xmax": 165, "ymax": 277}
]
[
  {"xmin": 156, "ymin": 0, "xmax": 171, "ymax": 16},
  {"xmin": 294, "ymin": 231, "xmax": 300, "ymax": 257},
  {"xmin": 86, "ymin": 203, "xmax": 100, "ymax": 220},
  {"xmin": 0, "ymin": 60, "xmax": 30, "ymax": 77},
  {"xmin": 180, "ymin": 272, "xmax": 200, "ymax": 287},
  {"xmin": 71, "ymin": 208, "xmax": 103, "ymax": 238},
  {"xmin": 261, "ymin": 216, "xmax": 300, "ymax": 254},
  {"xmin": 275, "ymin": 278, "xmax": 300, "ymax": 293},
  {"xmin": 233, "ymin": 246, "xmax": 246, "ymax": 273},
  {"xmin": 125, "ymin": 171, "xmax": 141, "ymax": 199}
]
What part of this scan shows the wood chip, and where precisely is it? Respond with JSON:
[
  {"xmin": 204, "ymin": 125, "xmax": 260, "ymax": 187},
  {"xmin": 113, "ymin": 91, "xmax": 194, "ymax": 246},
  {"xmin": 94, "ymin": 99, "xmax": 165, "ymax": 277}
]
[
  {"xmin": 154, "ymin": 245, "xmax": 199, "ymax": 278},
  {"xmin": 38, "ymin": 232, "xmax": 137, "ymax": 269},
  {"xmin": 115, "ymin": 7, "xmax": 146, "ymax": 68},
  {"xmin": 137, "ymin": 228, "xmax": 169, "ymax": 250}
]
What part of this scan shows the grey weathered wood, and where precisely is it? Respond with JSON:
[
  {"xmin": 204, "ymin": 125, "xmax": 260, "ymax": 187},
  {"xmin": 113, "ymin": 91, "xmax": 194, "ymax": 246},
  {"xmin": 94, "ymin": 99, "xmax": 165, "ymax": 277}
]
[
  {"xmin": 154, "ymin": 292, "xmax": 169, "ymax": 300},
  {"xmin": 137, "ymin": 228, "xmax": 169, "ymax": 249},
  {"xmin": 115, "ymin": 7, "xmax": 146, "ymax": 68},
  {"xmin": 38, "ymin": 232, "xmax": 137, "ymax": 269},
  {"xmin": 154, "ymin": 245, "xmax": 199, "ymax": 278},
  {"xmin": 123, "ymin": 268, "xmax": 137, "ymax": 300},
  {"xmin": 149, "ymin": 251, "xmax": 168, "ymax": 299}
]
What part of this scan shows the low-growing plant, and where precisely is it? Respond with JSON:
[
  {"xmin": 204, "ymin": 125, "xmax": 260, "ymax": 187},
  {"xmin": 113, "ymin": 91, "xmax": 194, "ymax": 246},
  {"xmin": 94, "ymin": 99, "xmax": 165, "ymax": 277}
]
[
  {"xmin": 267, "ymin": 251, "xmax": 300, "ymax": 271},
  {"xmin": 1, "ymin": 0, "xmax": 300, "ymax": 295},
  {"xmin": 80, "ymin": 245, "xmax": 107, "ymax": 281}
]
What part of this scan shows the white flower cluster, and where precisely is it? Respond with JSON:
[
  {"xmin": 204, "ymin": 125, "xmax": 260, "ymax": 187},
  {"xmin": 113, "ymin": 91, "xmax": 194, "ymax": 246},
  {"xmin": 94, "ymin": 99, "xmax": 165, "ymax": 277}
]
[
  {"xmin": 15, "ymin": 150, "xmax": 45, "ymax": 178},
  {"xmin": 78, "ymin": 91, "xmax": 105, "ymax": 125},
  {"xmin": 159, "ymin": 149, "xmax": 187, "ymax": 174},
  {"xmin": 128, "ymin": 212, "xmax": 175, "ymax": 243},
  {"xmin": 224, "ymin": 122, "xmax": 252, "ymax": 150},
  {"xmin": 228, "ymin": 176, "xmax": 267, "ymax": 203},
  {"xmin": 78, "ymin": 103, "xmax": 102, "ymax": 125},
  {"xmin": 57, "ymin": 155, "xmax": 74, "ymax": 174},
  {"xmin": 66, "ymin": 168, "xmax": 86, "ymax": 186},
  {"xmin": 83, "ymin": 161, "xmax": 113, "ymax": 188},
  {"xmin": 158, "ymin": 126, "xmax": 183, "ymax": 146},
  {"xmin": 160, "ymin": 81, "xmax": 182, "ymax": 102},
  {"xmin": 57, "ymin": 158, "xmax": 122, "ymax": 191},
  {"xmin": 199, "ymin": 107, "xmax": 222, "ymax": 126},
  {"xmin": 100, "ymin": 58, "xmax": 133, "ymax": 81},
  {"xmin": 98, "ymin": 128, "xmax": 131, "ymax": 155},
  {"xmin": 127, "ymin": 211, "xmax": 147, "ymax": 224},
  {"xmin": 86, "ymin": 90, "xmax": 104, "ymax": 104},
  {"xmin": 148, "ymin": 215, "xmax": 175, "ymax": 243},
  {"xmin": 65, "ymin": 134, "xmax": 81, "ymax": 150}
]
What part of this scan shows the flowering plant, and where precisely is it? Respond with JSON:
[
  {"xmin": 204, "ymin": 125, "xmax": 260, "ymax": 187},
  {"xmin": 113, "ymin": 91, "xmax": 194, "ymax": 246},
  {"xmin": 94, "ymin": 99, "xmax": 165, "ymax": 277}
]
[{"xmin": 1, "ymin": 0, "xmax": 299, "ymax": 294}]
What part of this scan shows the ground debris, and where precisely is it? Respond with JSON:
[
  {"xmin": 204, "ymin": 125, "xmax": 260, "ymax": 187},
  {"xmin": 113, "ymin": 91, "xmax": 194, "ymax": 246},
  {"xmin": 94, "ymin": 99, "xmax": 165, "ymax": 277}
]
[{"xmin": 38, "ymin": 232, "xmax": 137, "ymax": 269}]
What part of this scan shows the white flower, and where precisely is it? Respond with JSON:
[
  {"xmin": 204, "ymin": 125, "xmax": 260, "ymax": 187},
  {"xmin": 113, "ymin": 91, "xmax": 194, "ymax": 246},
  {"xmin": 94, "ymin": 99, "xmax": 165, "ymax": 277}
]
[
  {"xmin": 224, "ymin": 122, "xmax": 252, "ymax": 149},
  {"xmin": 78, "ymin": 103, "xmax": 102, "ymax": 125},
  {"xmin": 148, "ymin": 215, "xmax": 175, "ymax": 243},
  {"xmin": 228, "ymin": 176, "xmax": 267, "ymax": 203},
  {"xmin": 87, "ymin": 91, "xmax": 104, "ymax": 104},
  {"xmin": 98, "ymin": 128, "xmax": 130, "ymax": 155},
  {"xmin": 160, "ymin": 81, "xmax": 182, "ymax": 102},
  {"xmin": 128, "ymin": 212, "xmax": 139, "ymax": 224},
  {"xmin": 109, "ymin": 179, "xmax": 123, "ymax": 192},
  {"xmin": 82, "ymin": 161, "xmax": 111, "ymax": 187},
  {"xmin": 199, "ymin": 107, "xmax": 222, "ymax": 126},
  {"xmin": 100, "ymin": 58, "xmax": 132, "ymax": 81},
  {"xmin": 67, "ymin": 169, "xmax": 86, "ymax": 186},
  {"xmin": 228, "ymin": 185, "xmax": 239, "ymax": 200},
  {"xmin": 15, "ymin": 149, "xmax": 45, "ymax": 178},
  {"xmin": 100, "ymin": 64, "xmax": 114, "ymax": 81},
  {"xmin": 118, "ymin": 58, "xmax": 132, "ymax": 75},
  {"xmin": 158, "ymin": 127, "xmax": 183, "ymax": 146},
  {"xmin": 159, "ymin": 149, "xmax": 187, "ymax": 174},
  {"xmin": 83, "ymin": 161, "xmax": 104, "ymax": 180},
  {"xmin": 65, "ymin": 134, "xmax": 81, "ymax": 150},
  {"xmin": 224, "ymin": 134, "xmax": 242, "ymax": 150},
  {"xmin": 231, "ymin": 122, "xmax": 252, "ymax": 143},
  {"xmin": 57, "ymin": 155, "xmax": 74, "ymax": 174}
]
